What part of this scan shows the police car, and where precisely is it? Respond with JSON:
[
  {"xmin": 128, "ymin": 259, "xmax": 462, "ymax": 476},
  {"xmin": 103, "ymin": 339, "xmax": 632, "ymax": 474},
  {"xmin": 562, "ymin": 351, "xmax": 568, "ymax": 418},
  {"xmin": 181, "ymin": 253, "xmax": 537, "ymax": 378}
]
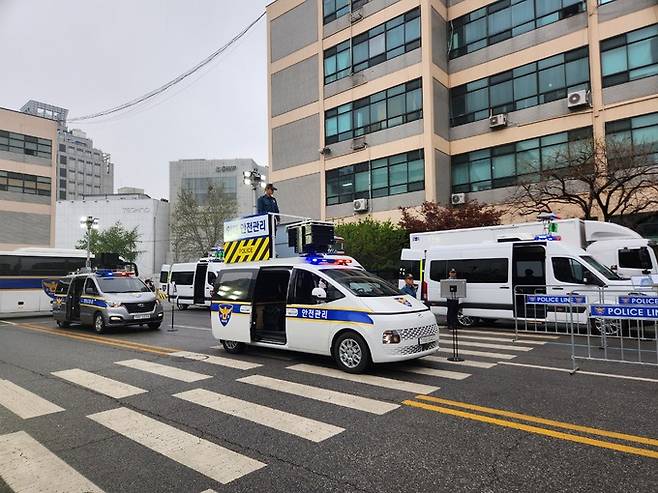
[
  {"xmin": 211, "ymin": 255, "xmax": 439, "ymax": 373},
  {"xmin": 52, "ymin": 269, "xmax": 164, "ymax": 334}
]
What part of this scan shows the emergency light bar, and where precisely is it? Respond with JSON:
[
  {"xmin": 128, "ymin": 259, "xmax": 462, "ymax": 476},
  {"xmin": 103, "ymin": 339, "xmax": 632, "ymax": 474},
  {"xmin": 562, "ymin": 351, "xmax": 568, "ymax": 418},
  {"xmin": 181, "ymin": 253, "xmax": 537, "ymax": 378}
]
[
  {"xmin": 305, "ymin": 256, "xmax": 352, "ymax": 265},
  {"xmin": 534, "ymin": 234, "xmax": 562, "ymax": 241}
]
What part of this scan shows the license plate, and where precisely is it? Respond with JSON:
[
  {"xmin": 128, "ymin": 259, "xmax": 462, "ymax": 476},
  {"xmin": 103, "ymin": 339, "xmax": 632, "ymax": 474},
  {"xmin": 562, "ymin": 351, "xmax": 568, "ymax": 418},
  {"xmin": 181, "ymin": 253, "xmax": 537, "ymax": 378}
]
[
  {"xmin": 134, "ymin": 313, "xmax": 150, "ymax": 320},
  {"xmin": 419, "ymin": 335, "xmax": 435, "ymax": 345}
]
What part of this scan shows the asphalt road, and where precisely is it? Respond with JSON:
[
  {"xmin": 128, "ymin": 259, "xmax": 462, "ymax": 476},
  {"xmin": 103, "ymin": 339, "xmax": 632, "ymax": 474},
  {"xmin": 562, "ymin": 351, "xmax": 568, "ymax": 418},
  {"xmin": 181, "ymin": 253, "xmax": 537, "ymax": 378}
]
[{"xmin": 0, "ymin": 305, "xmax": 656, "ymax": 493}]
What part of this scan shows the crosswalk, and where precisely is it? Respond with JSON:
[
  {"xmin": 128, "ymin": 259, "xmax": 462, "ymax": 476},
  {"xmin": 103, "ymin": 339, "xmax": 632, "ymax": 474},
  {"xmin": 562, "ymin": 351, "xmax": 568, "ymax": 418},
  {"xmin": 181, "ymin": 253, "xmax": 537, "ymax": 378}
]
[{"xmin": 0, "ymin": 327, "xmax": 550, "ymax": 491}]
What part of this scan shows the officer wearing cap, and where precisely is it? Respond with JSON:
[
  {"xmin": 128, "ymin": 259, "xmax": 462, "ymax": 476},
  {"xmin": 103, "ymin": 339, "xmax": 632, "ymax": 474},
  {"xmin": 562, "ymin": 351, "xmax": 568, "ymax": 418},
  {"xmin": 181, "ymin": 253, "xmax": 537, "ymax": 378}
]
[
  {"xmin": 257, "ymin": 183, "xmax": 280, "ymax": 219},
  {"xmin": 400, "ymin": 273, "xmax": 417, "ymax": 297}
]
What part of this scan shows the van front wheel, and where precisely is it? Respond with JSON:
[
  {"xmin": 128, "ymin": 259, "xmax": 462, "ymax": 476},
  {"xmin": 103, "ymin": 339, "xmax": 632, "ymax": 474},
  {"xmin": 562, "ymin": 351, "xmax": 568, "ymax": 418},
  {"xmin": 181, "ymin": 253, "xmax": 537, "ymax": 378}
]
[
  {"xmin": 221, "ymin": 340, "xmax": 245, "ymax": 354},
  {"xmin": 333, "ymin": 332, "xmax": 371, "ymax": 373},
  {"xmin": 458, "ymin": 311, "xmax": 478, "ymax": 327},
  {"xmin": 94, "ymin": 313, "xmax": 106, "ymax": 334}
]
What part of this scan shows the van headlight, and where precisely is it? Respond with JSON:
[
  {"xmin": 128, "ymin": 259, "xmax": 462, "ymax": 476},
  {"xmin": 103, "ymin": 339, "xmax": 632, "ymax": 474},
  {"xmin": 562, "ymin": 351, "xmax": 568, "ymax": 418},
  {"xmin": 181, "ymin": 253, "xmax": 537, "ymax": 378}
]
[
  {"xmin": 382, "ymin": 330, "xmax": 401, "ymax": 344},
  {"xmin": 107, "ymin": 301, "xmax": 122, "ymax": 308}
]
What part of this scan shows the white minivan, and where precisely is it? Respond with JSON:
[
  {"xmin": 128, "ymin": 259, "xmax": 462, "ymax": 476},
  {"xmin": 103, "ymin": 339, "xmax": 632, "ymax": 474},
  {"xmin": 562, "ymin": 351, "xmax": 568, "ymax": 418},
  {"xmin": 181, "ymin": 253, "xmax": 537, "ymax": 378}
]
[
  {"xmin": 169, "ymin": 259, "xmax": 223, "ymax": 309},
  {"xmin": 424, "ymin": 240, "xmax": 632, "ymax": 325},
  {"xmin": 211, "ymin": 256, "xmax": 439, "ymax": 373}
]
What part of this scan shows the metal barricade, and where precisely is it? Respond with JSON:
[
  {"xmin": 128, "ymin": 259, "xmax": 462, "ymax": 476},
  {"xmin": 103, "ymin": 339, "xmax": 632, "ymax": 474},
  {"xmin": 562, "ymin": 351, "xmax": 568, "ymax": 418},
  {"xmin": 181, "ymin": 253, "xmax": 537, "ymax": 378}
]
[{"xmin": 513, "ymin": 285, "xmax": 658, "ymax": 370}]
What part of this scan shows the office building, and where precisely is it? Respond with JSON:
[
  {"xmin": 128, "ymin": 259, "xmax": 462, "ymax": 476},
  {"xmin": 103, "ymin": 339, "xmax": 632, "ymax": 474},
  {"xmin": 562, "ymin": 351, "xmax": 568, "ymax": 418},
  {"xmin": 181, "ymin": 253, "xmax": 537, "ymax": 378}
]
[
  {"xmin": 0, "ymin": 107, "xmax": 58, "ymax": 249},
  {"xmin": 267, "ymin": 0, "xmax": 658, "ymax": 223},
  {"xmin": 55, "ymin": 192, "xmax": 170, "ymax": 279},
  {"xmin": 21, "ymin": 100, "xmax": 114, "ymax": 200}
]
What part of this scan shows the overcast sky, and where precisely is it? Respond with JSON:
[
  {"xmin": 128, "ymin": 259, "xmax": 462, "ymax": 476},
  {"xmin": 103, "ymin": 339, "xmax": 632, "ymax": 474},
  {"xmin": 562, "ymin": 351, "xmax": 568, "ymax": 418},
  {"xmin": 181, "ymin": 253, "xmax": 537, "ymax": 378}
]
[{"xmin": 0, "ymin": 0, "xmax": 269, "ymax": 200}]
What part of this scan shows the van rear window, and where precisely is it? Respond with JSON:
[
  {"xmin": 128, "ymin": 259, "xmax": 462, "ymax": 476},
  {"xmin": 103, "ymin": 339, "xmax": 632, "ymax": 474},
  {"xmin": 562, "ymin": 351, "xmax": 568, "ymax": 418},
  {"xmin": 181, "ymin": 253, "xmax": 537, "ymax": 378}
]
[{"xmin": 399, "ymin": 260, "xmax": 421, "ymax": 280}]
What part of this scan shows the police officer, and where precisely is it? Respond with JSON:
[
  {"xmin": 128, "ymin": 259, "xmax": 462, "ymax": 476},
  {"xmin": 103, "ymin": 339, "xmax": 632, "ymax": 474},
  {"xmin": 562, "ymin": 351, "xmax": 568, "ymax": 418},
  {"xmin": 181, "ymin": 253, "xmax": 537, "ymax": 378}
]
[
  {"xmin": 257, "ymin": 183, "xmax": 280, "ymax": 219},
  {"xmin": 446, "ymin": 268, "xmax": 459, "ymax": 329},
  {"xmin": 400, "ymin": 273, "xmax": 417, "ymax": 297}
]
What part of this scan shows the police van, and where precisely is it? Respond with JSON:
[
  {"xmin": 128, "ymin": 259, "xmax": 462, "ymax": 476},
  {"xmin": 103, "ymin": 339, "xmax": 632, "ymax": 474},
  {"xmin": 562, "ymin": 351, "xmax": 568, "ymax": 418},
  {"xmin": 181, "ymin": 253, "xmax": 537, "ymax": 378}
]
[
  {"xmin": 210, "ymin": 255, "xmax": 439, "ymax": 373},
  {"xmin": 52, "ymin": 269, "xmax": 164, "ymax": 333}
]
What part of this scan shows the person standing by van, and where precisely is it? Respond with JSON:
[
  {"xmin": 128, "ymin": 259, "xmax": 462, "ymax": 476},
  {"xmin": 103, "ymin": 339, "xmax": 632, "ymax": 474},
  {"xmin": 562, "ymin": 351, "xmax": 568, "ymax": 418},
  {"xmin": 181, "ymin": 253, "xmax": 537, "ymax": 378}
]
[
  {"xmin": 446, "ymin": 268, "xmax": 459, "ymax": 329},
  {"xmin": 400, "ymin": 274, "xmax": 417, "ymax": 297}
]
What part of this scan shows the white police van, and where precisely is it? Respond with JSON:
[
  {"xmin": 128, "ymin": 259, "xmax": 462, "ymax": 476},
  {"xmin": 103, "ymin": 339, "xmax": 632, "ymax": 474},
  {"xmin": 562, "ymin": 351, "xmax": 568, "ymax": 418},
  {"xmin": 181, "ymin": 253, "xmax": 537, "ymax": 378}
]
[{"xmin": 210, "ymin": 255, "xmax": 439, "ymax": 373}]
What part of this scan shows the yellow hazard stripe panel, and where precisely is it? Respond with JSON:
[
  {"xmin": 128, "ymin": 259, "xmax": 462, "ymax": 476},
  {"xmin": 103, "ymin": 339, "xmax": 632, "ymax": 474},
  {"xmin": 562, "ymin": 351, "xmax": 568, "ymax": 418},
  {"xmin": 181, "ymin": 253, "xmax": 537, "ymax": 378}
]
[{"xmin": 224, "ymin": 236, "xmax": 271, "ymax": 263}]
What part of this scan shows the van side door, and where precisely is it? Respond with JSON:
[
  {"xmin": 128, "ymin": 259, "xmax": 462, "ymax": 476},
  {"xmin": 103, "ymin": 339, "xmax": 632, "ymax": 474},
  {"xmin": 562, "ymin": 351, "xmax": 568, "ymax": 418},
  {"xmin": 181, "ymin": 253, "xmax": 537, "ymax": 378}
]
[
  {"xmin": 53, "ymin": 278, "xmax": 71, "ymax": 320},
  {"xmin": 81, "ymin": 277, "xmax": 100, "ymax": 325},
  {"xmin": 210, "ymin": 269, "xmax": 256, "ymax": 344}
]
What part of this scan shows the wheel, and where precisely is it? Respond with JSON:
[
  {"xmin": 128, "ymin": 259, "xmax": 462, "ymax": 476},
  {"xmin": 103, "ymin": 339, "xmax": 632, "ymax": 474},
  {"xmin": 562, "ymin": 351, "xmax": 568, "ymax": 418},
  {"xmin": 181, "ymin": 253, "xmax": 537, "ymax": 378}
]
[
  {"xmin": 148, "ymin": 322, "xmax": 161, "ymax": 330},
  {"xmin": 333, "ymin": 331, "xmax": 371, "ymax": 374},
  {"xmin": 177, "ymin": 301, "xmax": 188, "ymax": 311},
  {"xmin": 56, "ymin": 320, "xmax": 70, "ymax": 328},
  {"xmin": 221, "ymin": 340, "xmax": 245, "ymax": 354},
  {"xmin": 590, "ymin": 317, "xmax": 621, "ymax": 337},
  {"xmin": 93, "ymin": 313, "xmax": 107, "ymax": 334},
  {"xmin": 458, "ymin": 310, "xmax": 478, "ymax": 327}
]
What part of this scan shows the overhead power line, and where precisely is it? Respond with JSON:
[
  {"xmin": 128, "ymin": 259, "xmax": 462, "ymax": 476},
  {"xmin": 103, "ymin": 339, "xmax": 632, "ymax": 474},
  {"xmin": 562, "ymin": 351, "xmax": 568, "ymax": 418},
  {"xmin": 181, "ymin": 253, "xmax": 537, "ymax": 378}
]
[{"xmin": 68, "ymin": 11, "xmax": 265, "ymax": 122}]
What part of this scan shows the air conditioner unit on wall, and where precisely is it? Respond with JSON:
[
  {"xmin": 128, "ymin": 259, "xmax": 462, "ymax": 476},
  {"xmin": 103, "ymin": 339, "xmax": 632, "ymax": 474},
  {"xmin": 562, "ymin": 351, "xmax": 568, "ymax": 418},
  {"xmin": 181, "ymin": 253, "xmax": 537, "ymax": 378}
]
[
  {"xmin": 567, "ymin": 90, "xmax": 590, "ymax": 109},
  {"xmin": 451, "ymin": 193, "xmax": 466, "ymax": 205},
  {"xmin": 489, "ymin": 114, "xmax": 507, "ymax": 129},
  {"xmin": 351, "ymin": 136, "xmax": 367, "ymax": 150},
  {"xmin": 350, "ymin": 72, "xmax": 366, "ymax": 87},
  {"xmin": 353, "ymin": 198, "xmax": 369, "ymax": 212},
  {"xmin": 350, "ymin": 10, "xmax": 363, "ymax": 23}
]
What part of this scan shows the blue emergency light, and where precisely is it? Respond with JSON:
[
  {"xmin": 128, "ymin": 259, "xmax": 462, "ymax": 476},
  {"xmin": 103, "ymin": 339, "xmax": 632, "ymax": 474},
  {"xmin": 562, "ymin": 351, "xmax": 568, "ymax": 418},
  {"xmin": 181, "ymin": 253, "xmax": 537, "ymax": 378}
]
[{"xmin": 534, "ymin": 233, "xmax": 562, "ymax": 241}]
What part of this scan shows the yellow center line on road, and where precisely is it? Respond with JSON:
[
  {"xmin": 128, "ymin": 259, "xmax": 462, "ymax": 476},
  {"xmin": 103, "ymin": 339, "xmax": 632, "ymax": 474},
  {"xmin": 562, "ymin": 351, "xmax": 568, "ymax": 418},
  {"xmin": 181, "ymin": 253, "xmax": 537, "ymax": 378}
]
[
  {"xmin": 7, "ymin": 322, "xmax": 178, "ymax": 356},
  {"xmin": 403, "ymin": 400, "xmax": 658, "ymax": 460},
  {"xmin": 414, "ymin": 395, "xmax": 658, "ymax": 448}
]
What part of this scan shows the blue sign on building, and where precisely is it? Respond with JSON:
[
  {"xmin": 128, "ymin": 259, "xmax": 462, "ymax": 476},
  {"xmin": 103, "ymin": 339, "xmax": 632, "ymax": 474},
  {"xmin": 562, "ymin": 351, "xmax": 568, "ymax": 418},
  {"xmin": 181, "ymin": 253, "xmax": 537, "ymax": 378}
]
[{"xmin": 526, "ymin": 295, "xmax": 587, "ymax": 305}]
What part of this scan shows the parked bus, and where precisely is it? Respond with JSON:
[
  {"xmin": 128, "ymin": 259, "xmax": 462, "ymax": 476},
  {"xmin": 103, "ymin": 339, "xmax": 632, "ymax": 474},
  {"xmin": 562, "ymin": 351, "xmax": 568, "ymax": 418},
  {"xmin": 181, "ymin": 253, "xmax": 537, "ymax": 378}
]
[{"xmin": 0, "ymin": 248, "xmax": 88, "ymax": 317}]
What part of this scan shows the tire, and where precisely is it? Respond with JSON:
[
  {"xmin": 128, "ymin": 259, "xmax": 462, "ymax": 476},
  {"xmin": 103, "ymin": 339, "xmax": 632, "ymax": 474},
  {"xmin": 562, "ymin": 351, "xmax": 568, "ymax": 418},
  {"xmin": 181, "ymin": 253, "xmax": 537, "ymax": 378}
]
[
  {"xmin": 93, "ymin": 312, "xmax": 107, "ymax": 334},
  {"xmin": 333, "ymin": 331, "xmax": 371, "ymax": 374},
  {"xmin": 148, "ymin": 322, "xmax": 161, "ymax": 330},
  {"xmin": 458, "ymin": 310, "xmax": 478, "ymax": 328},
  {"xmin": 221, "ymin": 340, "xmax": 246, "ymax": 354},
  {"xmin": 177, "ymin": 301, "xmax": 188, "ymax": 311},
  {"xmin": 56, "ymin": 320, "xmax": 70, "ymax": 328}
]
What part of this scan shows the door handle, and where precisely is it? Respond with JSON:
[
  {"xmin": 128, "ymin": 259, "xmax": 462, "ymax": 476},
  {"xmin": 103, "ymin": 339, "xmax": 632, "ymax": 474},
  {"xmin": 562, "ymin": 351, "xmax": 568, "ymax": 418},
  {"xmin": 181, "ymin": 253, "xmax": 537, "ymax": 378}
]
[
  {"xmin": 553, "ymin": 287, "xmax": 564, "ymax": 290},
  {"xmin": 499, "ymin": 286, "xmax": 509, "ymax": 289}
]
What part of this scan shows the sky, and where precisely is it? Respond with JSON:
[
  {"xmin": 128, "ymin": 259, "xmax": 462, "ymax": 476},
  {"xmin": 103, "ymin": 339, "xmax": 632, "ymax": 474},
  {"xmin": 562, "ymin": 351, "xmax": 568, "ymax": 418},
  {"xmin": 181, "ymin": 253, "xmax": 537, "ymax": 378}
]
[{"xmin": 0, "ymin": 0, "xmax": 270, "ymax": 200}]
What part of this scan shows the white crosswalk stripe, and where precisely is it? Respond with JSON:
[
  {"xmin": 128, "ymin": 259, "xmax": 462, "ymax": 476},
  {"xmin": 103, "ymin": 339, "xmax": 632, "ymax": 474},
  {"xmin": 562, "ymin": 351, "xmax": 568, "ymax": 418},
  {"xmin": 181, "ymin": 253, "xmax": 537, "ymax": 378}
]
[
  {"xmin": 88, "ymin": 407, "xmax": 265, "ymax": 484},
  {"xmin": 422, "ymin": 355, "xmax": 497, "ymax": 369},
  {"xmin": 115, "ymin": 359, "xmax": 212, "ymax": 382},
  {"xmin": 174, "ymin": 388, "xmax": 344, "ymax": 442},
  {"xmin": 171, "ymin": 351, "xmax": 262, "ymax": 370},
  {"xmin": 237, "ymin": 375, "xmax": 399, "ymax": 415},
  {"xmin": 456, "ymin": 329, "xmax": 559, "ymax": 340},
  {"xmin": 440, "ymin": 333, "xmax": 546, "ymax": 345},
  {"xmin": 436, "ymin": 347, "xmax": 516, "ymax": 360},
  {"xmin": 400, "ymin": 366, "xmax": 471, "ymax": 380},
  {"xmin": 438, "ymin": 336, "xmax": 532, "ymax": 352},
  {"xmin": 0, "ymin": 430, "xmax": 104, "ymax": 492},
  {"xmin": 288, "ymin": 364, "xmax": 439, "ymax": 394},
  {"xmin": 52, "ymin": 369, "xmax": 147, "ymax": 399},
  {"xmin": 0, "ymin": 379, "xmax": 64, "ymax": 419}
]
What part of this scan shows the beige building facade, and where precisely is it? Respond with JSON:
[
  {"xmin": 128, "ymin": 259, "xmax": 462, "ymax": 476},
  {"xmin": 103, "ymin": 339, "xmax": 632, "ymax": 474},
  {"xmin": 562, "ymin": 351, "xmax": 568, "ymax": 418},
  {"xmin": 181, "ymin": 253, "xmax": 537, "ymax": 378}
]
[
  {"xmin": 0, "ymin": 107, "xmax": 58, "ymax": 249},
  {"xmin": 267, "ymin": 0, "xmax": 658, "ymax": 227}
]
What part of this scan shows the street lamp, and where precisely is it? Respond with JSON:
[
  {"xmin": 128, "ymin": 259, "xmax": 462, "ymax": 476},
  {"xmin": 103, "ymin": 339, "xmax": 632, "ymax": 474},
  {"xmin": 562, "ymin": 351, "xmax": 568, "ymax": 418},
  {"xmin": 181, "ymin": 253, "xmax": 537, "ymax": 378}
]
[
  {"xmin": 242, "ymin": 169, "xmax": 266, "ymax": 212},
  {"xmin": 80, "ymin": 215, "xmax": 99, "ymax": 268}
]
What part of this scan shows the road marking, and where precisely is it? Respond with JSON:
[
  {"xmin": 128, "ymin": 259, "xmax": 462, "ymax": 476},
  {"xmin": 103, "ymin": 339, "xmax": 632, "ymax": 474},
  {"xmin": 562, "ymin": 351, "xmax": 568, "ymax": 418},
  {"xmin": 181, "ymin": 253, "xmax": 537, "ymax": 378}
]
[
  {"xmin": 440, "ymin": 333, "xmax": 546, "ymax": 345},
  {"xmin": 115, "ymin": 359, "xmax": 212, "ymax": 382},
  {"xmin": 422, "ymin": 355, "xmax": 497, "ymax": 369},
  {"xmin": 403, "ymin": 399, "xmax": 658, "ymax": 460},
  {"xmin": 210, "ymin": 345, "xmax": 296, "ymax": 361},
  {"xmin": 0, "ymin": 379, "xmax": 64, "ymax": 419},
  {"xmin": 416, "ymin": 395, "xmax": 658, "ymax": 447},
  {"xmin": 438, "ymin": 337, "xmax": 532, "ymax": 352},
  {"xmin": 88, "ymin": 407, "xmax": 265, "ymax": 484},
  {"xmin": 436, "ymin": 347, "xmax": 516, "ymax": 360},
  {"xmin": 458, "ymin": 329, "xmax": 560, "ymax": 340},
  {"xmin": 174, "ymin": 324, "xmax": 211, "ymax": 331},
  {"xmin": 287, "ymin": 364, "xmax": 439, "ymax": 394},
  {"xmin": 175, "ymin": 388, "xmax": 344, "ymax": 442},
  {"xmin": 52, "ymin": 369, "xmax": 147, "ymax": 399},
  {"xmin": 171, "ymin": 351, "xmax": 262, "ymax": 370},
  {"xmin": 498, "ymin": 361, "xmax": 658, "ymax": 383},
  {"xmin": 237, "ymin": 375, "xmax": 399, "ymax": 415},
  {"xmin": 0, "ymin": 430, "xmax": 104, "ymax": 492},
  {"xmin": 400, "ymin": 366, "xmax": 471, "ymax": 380}
]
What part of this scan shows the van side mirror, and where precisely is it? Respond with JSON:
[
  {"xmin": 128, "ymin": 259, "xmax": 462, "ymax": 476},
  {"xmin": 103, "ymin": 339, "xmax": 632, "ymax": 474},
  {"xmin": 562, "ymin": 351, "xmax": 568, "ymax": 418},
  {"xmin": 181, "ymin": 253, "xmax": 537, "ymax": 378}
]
[{"xmin": 312, "ymin": 287, "xmax": 327, "ymax": 300}]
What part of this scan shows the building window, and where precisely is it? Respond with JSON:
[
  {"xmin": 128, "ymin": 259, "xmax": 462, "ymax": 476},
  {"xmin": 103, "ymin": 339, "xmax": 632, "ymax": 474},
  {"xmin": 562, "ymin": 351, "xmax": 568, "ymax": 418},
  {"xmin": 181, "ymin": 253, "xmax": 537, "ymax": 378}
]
[
  {"xmin": 325, "ymin": 78, "xmax": 422, "ymax": 144},
  {"xmin": 181, "ymin": 176, "xmax": 238, "ymax": 206},
  {"xmin": 451, "ymin": 127, "xmax": 592, "ymax": 193},
  {"xmin": 449, "ymin": 1, "xmax": 586, "ymax": 59},
  {"xmin": 324, "ymin": 8, "xmax": 421, "ymax": 85},
  {"xmin": 606, "ymin": 111, "xmax": 658, "ymax": 164},
  {"xmin": 450, "ymin": 46, "xmax": 589, "ymax": 126},
  {"xmin": 59, "ymin": 155, "xmax": 67, "ymax": 165},
  {"xmin": 59, "ymin": 168, "xmax": 67, "ymax": 178},
  {"xmin": 323, "ymin": 0, "xmax": 369, "ymax": 24},
  {"xmin": 60, "ymin": 190, "xmax": 66, "ymax": 199},
  {"xmin": 0, "ymin": 131, "xmax": 52, "ymax": 159},
  {"xmin": 326, "ymin": 149, "xmax": 424, "ymax": 205},
  {"xmin": 59, "ymin": 144, "xmax": 66, "ymax": 152},
  {"xmin": 0, "ymin": 170, "xmax": 51, "ymax": 196},
  {"xmin": 601, "ymin": 24, "xmax": 658, "ymax": 88}
]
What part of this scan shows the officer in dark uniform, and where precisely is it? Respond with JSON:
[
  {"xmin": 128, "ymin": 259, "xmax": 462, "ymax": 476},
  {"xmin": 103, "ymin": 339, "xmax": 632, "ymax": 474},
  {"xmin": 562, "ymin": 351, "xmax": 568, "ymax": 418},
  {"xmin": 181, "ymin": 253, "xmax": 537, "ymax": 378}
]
[{"xmin": 256, "ymin": 183, "xmax": 280, "ymax": 218}]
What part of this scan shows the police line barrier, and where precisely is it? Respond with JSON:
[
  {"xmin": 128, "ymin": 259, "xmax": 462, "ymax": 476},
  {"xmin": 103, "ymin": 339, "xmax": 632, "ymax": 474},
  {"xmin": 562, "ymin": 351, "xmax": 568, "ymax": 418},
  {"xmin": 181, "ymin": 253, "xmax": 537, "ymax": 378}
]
[{"xmin": 513, "ymin": 285, "xmax": 658, "ymax": 369}]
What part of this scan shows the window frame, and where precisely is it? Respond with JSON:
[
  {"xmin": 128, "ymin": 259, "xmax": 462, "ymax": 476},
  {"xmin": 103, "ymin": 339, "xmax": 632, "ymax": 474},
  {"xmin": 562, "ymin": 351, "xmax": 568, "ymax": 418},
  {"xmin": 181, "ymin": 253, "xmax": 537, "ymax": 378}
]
[{"xmin": 600, "ymin": 24, "xmax": 658, "ymax": 88}]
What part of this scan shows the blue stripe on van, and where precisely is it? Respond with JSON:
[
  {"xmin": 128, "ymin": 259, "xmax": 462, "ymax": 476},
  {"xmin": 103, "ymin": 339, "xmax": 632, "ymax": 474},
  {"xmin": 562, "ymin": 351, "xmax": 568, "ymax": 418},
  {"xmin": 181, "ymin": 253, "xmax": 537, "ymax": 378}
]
[{"xmin": 211, "ymin": 302, "xmax": 373, "ymax": 325}]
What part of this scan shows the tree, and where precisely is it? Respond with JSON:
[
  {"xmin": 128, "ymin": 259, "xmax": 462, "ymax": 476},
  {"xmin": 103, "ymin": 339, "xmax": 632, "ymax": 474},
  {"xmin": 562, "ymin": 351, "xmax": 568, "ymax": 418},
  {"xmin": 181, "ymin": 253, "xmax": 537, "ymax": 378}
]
[
  {"xmin": 335, "ymin": 218, "xmax": 407, "ymax": 282},
  {"xmin": 170, "ymin": 186, "xmax": 237, "ymax": 261},
  {"xmin": 511, "ymin": 136, "xmax": 658, "ymax": 222},
  {"xmin": 76, "ymin": 222, "xmax": 142, "ymax": 262},
  {"xmin": 399, "ymin": 200, "xmax": 503, "ymax": 234}
]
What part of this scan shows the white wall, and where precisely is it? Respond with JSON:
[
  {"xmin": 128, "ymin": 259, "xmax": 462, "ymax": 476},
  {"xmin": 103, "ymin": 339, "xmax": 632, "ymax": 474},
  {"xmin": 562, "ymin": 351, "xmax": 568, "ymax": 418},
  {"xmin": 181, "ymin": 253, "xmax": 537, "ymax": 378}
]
[{"xmin": 55, "ymin": 197, "xmax": 169, "ymax": 279}]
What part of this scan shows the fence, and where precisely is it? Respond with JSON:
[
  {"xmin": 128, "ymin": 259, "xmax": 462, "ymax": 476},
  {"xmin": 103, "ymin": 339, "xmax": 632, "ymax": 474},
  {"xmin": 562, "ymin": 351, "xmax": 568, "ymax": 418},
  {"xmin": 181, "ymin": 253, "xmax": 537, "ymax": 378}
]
[{"xmin": 513, "ymin": 285, "xmax": 658, "ymax": 370}]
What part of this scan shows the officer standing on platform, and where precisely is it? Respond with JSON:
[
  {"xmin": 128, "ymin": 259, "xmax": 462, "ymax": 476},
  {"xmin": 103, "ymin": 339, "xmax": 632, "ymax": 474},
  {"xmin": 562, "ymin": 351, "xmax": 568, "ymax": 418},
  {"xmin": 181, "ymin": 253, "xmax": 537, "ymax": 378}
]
[
  {"xmin": 446, "ymin": 268, "xmax": 459, "ymax": 329},
  {"xmin": 257, "ymin": 183, "xmax": 280, "ymax": 219}
]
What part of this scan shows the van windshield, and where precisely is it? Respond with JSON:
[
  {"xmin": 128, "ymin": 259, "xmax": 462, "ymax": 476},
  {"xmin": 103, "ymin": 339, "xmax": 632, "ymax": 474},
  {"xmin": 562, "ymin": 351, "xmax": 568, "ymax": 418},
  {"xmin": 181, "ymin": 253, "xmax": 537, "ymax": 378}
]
[
  {"xmin": 580, "ymin": 256, "xmax": 624, "ymax": 281},
  {"xmin": 97, "ymin": 277, "xmax": 149, "ymax": 293},
  {"xmin": 321, "ymin": 269, "xmax": 400, "ymax": 297}
]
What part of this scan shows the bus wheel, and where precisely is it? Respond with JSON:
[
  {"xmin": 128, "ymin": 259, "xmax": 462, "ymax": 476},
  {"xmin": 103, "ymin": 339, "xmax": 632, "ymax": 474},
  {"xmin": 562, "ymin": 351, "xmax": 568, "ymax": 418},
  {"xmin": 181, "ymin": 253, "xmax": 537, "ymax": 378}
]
[
  {"xmin": 458, "ymin": 311, "xmax": 477, "ymax": 327},
  {"xmin": 221, "ymin": 340, "xmax": 245, "ymax": 354},
  {"xmin": 56, "ymin": 320, "xmax": 69, "ymax": 328},
  {"xmin": 333, "ymin": 331, "xmax": 371, "ymax": 373},
  {"xmin": 94, "ymin": 313, "xmax": 107, "ymax": 334}
]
